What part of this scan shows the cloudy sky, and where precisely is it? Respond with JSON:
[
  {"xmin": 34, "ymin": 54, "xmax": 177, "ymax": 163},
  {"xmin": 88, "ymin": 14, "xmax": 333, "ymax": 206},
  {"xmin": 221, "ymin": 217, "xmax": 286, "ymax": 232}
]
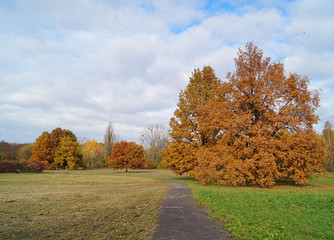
[{"xmin": 1, "ymin": 0, "xmax": 334, "ymax": 144}]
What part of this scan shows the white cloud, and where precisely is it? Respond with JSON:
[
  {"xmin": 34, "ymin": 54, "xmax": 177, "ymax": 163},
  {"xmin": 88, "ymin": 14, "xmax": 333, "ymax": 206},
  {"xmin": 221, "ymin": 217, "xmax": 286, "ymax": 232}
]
[{"xmin": 1, "ymin": 0, "xmax": 333, "ymax": 143}]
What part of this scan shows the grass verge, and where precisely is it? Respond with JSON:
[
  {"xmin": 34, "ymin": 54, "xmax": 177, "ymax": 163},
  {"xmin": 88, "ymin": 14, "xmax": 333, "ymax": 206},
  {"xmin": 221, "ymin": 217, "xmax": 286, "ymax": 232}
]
[{"xmin": 180, "ymin": 173, "xmax": 334, "ymax": 240}]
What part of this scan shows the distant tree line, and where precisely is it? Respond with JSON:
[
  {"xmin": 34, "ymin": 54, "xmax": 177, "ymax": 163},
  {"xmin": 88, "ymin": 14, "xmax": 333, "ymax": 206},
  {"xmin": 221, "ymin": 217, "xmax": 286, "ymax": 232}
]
[{"xmin": 0, "ymin": 121, "xmax": 169, "ymax": 172}]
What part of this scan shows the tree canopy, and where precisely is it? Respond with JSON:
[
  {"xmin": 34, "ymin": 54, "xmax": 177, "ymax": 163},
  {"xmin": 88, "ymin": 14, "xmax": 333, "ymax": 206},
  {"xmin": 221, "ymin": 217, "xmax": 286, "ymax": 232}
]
[
  {"xmin": 30, "ymin": 127, "xmax": 81, "ymax": 169},
  {"xmin": 161, "ymin": 66, "xmax": 220, "ymax": 175},
  {"xmin": 82, "ymin": 140, "xmax": 101, "ymax": 168},
  {"xmin": 108, "ymin": 141, "xmax": 146, "ymax": 172},
  {"xmin": 322, "ymin": 121, "xmax": 334, "ymax": 171},
  {"xmin": 163, "ymin": 42, "xmax": 327, "ymax": 186}
]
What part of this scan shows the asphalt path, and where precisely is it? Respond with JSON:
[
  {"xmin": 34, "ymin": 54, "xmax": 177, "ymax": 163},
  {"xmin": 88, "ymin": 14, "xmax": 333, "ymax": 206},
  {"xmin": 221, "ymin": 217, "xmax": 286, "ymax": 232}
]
[{"xmin": 152, "ymin": 180, "xmax": 230, "ymax": 240}]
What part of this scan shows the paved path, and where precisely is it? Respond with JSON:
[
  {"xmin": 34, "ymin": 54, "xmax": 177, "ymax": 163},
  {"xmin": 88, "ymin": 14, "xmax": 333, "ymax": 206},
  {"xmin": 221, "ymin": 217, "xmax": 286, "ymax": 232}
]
[{"xmin": 152, "ymin": 180, "xmax": 230, "ymax": 240}]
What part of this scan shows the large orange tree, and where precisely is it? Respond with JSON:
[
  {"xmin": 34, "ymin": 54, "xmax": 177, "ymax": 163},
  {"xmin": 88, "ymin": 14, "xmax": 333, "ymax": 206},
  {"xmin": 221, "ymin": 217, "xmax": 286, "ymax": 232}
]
[
  {"xmin": 161, "ymin": 66, "xmax": 220, "ymax": 175},
  {"xmin": 193, "ymin": 42, "xmax": 327, "ymax": 186},
  {"xmin": 30, "ymin": 128, "xmax": 80, "ymax": 169},
  {"xmin": 108, "ymin": 141, "xmax": 146, "ymax": 172}
]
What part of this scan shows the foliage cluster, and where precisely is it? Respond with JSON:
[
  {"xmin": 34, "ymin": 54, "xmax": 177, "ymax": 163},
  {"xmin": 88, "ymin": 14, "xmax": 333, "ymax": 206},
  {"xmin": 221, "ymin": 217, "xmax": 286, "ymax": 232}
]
[
  {"xmin": 0, "ymin": 160, "xmax": 44, "ymax": 173},
  {"xmin": 146, "ymin": 158, "xmax": 158, "ymax": 169},
  {"xmin": 108, "ymin": 141, "xmax": 146, "ymax": 171},
  {"xmin": 0, "ymin": 161, "xmax": 20, "ymax": 173},
  {"xmin": 81, "ymin": 139, "xmax": 106, "ymax": 168},
  {"xmin": 163, "ymin": 42, "xmax": 328, "ymax": 186},
  {"xmin": 322, "ymin": 121, "xmax": 334, "ymax": 171},
  {"xmin": 162, "ymin": 65, "xmax": 219, "ymax": 174},
  {"xmin": 17, "ymin": 143, "xmax": 34, "ymax": 162},
  {"xmin": 30, "ymin": 127, "xmax": 82, "ymax": 169},
  {"xmin": 19, "ymin": 160, "xmax": 45, "ymax": 172},
  {"xmin": 0, "ymin": 141, "xmax": 25, "ymax": 161}
]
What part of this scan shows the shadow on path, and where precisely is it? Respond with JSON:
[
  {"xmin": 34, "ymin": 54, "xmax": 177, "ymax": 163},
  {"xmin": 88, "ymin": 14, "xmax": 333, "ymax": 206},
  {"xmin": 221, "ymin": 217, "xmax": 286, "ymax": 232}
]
[{"xmin": 152, "ymin": 180, "xmax": 230, "ymax": 240}]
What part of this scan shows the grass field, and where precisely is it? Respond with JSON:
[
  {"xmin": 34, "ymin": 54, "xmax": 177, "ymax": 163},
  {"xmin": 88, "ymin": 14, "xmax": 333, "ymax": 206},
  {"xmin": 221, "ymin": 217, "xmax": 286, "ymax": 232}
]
[
  {"xmin": 1, "ymin": 169, "xmax": 333, "ymax": 240},
  {"xmin": 181, "ymin": 173, "xmax": 334, "ymax": 240},
  {"xmin": 0, "ymin": 169, "xmax": 179, "ymax": 240}
]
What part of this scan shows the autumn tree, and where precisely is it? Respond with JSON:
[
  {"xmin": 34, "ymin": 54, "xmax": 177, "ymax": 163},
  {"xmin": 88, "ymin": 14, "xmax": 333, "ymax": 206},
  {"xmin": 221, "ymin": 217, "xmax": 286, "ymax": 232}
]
[
  {"xmin": 322, "ymin": 121, "xmax": 334, "ymax": 171},
  {"xmin": 108, "ymin": 141, "xmax": 146, "ymax": 172},
  {"xmin": 0, "ymin": 141, "xmax": 10, "ymax": 161},
  {"xmin": 17, "ymin": 143, "xmax": 34, "ymax": 162},
  {"xmin": 192, "ymin": 42, "xmax": 327, "ymax": 187},
  {"xmin": 104, "ymin": 122, "xmax": 117, "ymax": 160},
  {"xmin": 141, "ymin": 124, "xmax": 169, "ymax": 167},
  {"xmin": 54, "ymin": 135, "xmax": 82, "ymax": 169},
  {"xmin": 82, "ymin": 140, "xmax": 102, "ymax": 168},
  {"xmin": 161, "ymin": 66, "xmax": 220, "ymax": 175},
  {"xmin": 0, "ymin": 141, "xmax": 24, "ymax": 161},
  {"xmin": 30, "ymin": 131, "xmax": 53, "ymax": 168},
  {"xmin": 30, "ymin": 127, "xmax": 80, "ymax": 169}
]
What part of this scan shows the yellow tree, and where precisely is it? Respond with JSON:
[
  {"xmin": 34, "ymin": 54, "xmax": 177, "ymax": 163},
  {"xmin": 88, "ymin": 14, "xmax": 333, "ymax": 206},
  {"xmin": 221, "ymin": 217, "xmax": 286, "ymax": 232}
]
[
  {"xmin": 322, "ymin": 121, "xmax": 334, "ymax": 171},
  {"xmin": 82, "ymin": 140, "xmax": 100, "ymax": 168},
  {"xmin": 193, "ymin": 42, "xmax": 327, "ymax": 187},
  {"xmin": 17, "ymin": 143, "xmax": 34, "ymax": 162},
  {"xmin": 54, "ymin": 135, "xmax": 82, "ymax": 169},
  {"xmin": 161, "ymin": 66, "xmax": 220, "ymax": 175}
]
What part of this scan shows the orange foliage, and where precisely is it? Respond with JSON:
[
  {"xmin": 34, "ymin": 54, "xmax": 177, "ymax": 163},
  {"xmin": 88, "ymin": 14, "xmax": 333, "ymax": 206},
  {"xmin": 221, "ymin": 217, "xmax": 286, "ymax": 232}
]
[
  {"xmin": 192, "ymin": 42, "xmax": 327, "ymax": 186},
  {"xmin": 108, "ymin": 141, "xmax": 146, "ymax": 172},
  {"xmin": 30, "ymin": 128, "xmax": 80, "ymax": 169},
  {"xmin": 30, "ymin": 131, "xmax": 53, "ymax": 169},
  {"xmin": 161, "ymin": 66, "xmax": 220, "ymax": 175}
]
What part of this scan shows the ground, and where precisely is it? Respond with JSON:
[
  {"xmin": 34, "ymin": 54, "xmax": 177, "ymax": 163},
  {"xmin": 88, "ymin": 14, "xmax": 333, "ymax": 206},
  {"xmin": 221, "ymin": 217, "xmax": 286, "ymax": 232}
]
[{"xmin": 0, "ymin": 169, "xmax": 333, "ymax": 240}]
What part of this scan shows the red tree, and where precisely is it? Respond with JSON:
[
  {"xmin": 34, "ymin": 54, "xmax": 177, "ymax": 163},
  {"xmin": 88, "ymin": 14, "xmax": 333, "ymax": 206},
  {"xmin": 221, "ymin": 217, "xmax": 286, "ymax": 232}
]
[{"xmin": 108, "ymin": 141, "xmax": 146, "ymax": 172}]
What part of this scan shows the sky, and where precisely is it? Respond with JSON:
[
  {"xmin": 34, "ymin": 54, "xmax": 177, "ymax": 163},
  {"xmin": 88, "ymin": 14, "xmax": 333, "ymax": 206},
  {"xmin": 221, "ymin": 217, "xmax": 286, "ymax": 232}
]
[{"xmin": 1, "ymin": 0, "xmax": 334, "ymax": 144}]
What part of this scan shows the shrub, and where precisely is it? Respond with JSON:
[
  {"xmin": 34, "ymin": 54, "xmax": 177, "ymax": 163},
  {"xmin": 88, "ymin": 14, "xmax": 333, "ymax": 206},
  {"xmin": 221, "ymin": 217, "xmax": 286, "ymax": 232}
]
[
  {"xmin": 145, "ymin": 159, "xmax": 158, "ymax": 169},
  {"xmin": 0, "ymin": 161, "xmax": 20, "ymax": 173},
  {"xmin": 19, "ymin": 161, "xmax": 45, "ymax": 172}
]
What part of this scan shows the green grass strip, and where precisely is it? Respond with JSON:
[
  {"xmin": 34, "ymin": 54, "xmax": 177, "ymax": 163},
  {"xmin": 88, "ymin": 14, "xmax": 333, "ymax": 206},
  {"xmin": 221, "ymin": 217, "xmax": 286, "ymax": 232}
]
[{"xmin": 182, "ymin": 174, "xmax": 334, "ymax": 240}]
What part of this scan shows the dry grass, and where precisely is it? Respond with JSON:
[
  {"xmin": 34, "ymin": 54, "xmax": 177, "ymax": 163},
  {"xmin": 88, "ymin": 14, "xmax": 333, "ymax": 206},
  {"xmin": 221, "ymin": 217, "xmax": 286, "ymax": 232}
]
[{"xmin": 0, "ymin": 169, "xmax": 178, "ymax": 240}]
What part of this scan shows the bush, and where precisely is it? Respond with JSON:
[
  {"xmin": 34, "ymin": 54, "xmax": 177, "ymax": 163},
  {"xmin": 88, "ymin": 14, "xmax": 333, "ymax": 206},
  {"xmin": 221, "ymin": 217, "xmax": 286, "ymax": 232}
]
[
  {"xmin": 145, "ymin": 159, "xmax": 158, "ymax": 169},
  {"xmin": 19, "ymin": 161, "xmax": 45, "ymax": 172},
  {"xmin": 0, "ymin": 161, "xmax": 20, "ymax": 173},
  {"xmin": 0, "ymin": 161, "xmax": 45, "ymax": 173}
]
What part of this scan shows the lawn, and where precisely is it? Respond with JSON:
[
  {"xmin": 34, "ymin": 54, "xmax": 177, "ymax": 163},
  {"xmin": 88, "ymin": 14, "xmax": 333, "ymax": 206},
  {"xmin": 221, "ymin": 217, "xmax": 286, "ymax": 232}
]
[
  {"xmin": 181, "ymin": 173, "xmax": 334, "ymax": 240},
  {"xmin": 0, "ymin": 169, "xmax": 179, "ymax": 240},
  {"xmin": 1, "ymin": 169, "xmax": 333, "ymax": 240}
]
